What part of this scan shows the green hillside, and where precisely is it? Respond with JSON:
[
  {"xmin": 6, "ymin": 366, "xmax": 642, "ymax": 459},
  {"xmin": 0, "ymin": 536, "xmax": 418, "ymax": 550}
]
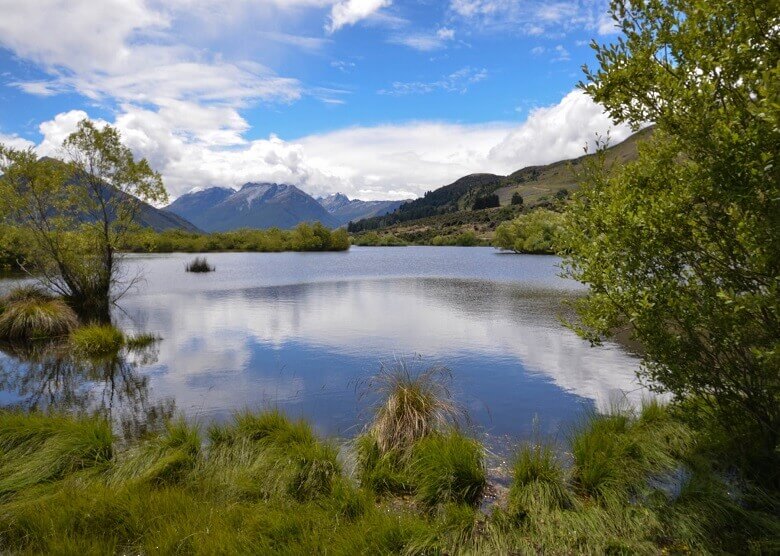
[{"xmin": 350, "ymin": 127, "xmax": 652, "ymax": 245}]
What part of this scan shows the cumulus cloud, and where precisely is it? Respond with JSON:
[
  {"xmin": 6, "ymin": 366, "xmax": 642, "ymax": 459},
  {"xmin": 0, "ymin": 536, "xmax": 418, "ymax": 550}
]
[
  {"xmin": 326, "ymin": 0, "xmax": 392, "ymax": 33},
  {"xmin": 24, "ymin": 90, "xmax": 633, "ymax": 202},
  {"xmin": 0, "ymin": 133, "xmax": 35, "ymax": 151}
]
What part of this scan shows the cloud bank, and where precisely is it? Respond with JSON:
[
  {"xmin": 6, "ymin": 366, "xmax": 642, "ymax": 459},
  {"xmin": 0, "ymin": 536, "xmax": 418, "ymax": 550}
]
[{"xmin": 24, "ymin": 90, "xmax": 632, "ymax": 201}]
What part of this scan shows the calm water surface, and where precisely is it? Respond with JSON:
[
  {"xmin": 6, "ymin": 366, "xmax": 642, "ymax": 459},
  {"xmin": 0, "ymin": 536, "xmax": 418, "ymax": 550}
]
[{"xmin": 0, "ymin": 247, "xmax": 645, "ymax": 446}]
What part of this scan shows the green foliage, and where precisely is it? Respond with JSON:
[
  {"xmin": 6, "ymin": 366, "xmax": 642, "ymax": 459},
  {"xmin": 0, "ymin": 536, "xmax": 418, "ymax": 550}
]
[
  {"xmin": 509, "ymin": 442, "xmax": 572, "ymax": 514},
  {"xmin": 0, "ymin": 408, "xmax": 777, "ymax": 554},
  {"xmin": 562, "ymin": 0, "xmax": 780, "ymax": 482},
  {"xmin": 124, "ymin": 333, "xmax": 160, "ymax": 350},
  {"xmin": 0, "ymin": 287, "xmax": 78, "ymax": 340},
  {"xmin": 510, "ymin": 192, "xmax": 524, "ymax": 206},
  {"xmin": 0, "ymin": 120, "xmax": 167, "ymax": 321},
  {"xmin": 350, "ymin": 231, "xmax": 409, "ymax": 246},
  {"xmin": 120, "ymin": 225, "xmax": 351, "ymax": 253},
  {"xmin": 472, "ymin": 194, "xmax": 500, "ymax": 210},
  {"xmin": 70, "ymin": 324, "xmax": 126, "ymax": 357},
  {"xmin": 493, "ymin": 208, "xmax": 564, "ymax": 253},
  {"xmin": 0, "ymin": 412, "xmax": 112, "ymax": 498},
  {"xmin": 0, "ymin": 225, "xmax": 30, "ymax": 271},
  {"xmin": 410, "ymin": 432, "xmax": 486, "ymax": 509}
]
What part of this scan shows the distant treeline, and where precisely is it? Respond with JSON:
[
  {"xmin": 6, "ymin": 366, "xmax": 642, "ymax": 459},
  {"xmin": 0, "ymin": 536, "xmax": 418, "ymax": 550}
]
[
  {"xmin": 122, "ymin": 224, "xmax": 350, "ymax": 253},
  {"xmin": 0, "ymin": 224, "xmax": 350, "ymax": 263}
]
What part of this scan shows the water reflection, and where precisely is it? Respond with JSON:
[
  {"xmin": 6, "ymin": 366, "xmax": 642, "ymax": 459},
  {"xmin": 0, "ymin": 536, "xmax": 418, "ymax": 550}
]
[
  {"xmin": 0, "ymin": 249, "xmax": 648, "ymax": 442},
  {"xmin": 115, "ymin": 277, "xmax": 643, "ymax": 438},
  {"xmin": 0, "ymin": 341, "xmax": 175, "ymax": 439}
]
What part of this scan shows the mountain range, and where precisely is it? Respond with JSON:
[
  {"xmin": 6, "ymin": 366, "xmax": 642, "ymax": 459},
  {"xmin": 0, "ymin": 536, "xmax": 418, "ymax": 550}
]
[{"xmin": 165, "ymin": 184, "xmax": 405, "ymax": 232}]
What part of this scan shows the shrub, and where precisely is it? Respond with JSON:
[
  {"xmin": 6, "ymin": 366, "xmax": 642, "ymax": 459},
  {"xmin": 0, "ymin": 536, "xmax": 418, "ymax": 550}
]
[
  {"xmin": 0, "ymin": 287, "xmax": 79, "ymax": 340},
  {"xmin": 70, "ymin": 324, "xmax": 125, "ymax": 357},
  {"xmin": 493, "ymin": 209, "xmax": 564, "ymax": 254},
  {"xmin": 185, "ymin": 257, "xmax": 214, "ymax": 273},
  {"xmin": 511, "ymin": 192, "xmax": 524, "ymax": 206}
]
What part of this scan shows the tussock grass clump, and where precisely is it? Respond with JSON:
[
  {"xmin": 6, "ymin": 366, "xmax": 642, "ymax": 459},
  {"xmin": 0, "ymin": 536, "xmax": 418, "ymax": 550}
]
[
  {"xmin": 185, "ymin": 256, "xmax": 214, "ymax": 273},
  {"xmin": 70, "ymin": 323, "xmax": 125, "ymax": 357},
  {"xmin": 364, "ymin": 362, "xmax": 461, "ymax": 456},
  {"xmin": 410, "ymin": 432, "xmax": 486, "ymax": 508},
  {"xmin": 509, "ymin": 442, "xmax": 572, "ymax": 514},
  {"xmin": 0, "ymin": 286, "xmax": 78, "ymax": 340},
  {"xmin": 356, "ymin": 364, "xmax": 485, "ymax": 509}
]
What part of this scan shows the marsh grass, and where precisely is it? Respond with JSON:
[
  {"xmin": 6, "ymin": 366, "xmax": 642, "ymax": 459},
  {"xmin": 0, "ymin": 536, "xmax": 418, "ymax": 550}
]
[
  {"xmin": 410, "ymin": 432, "xmax": 486, "ymax": 508},
  {"xmin": 0, "ymin": 286, "xmax": 78, "ymax": 340},
  {"xmin": 124, "ymin": 332, "xmax": 160, "ymax": 350},
  {"xmin": 362, "ymin": 362, "xmax": 462, "ymax": 456},
  {"xmin": 70, "ymin": 323, "xmax": 126, "ymax": 357},
  {"xmin": 0, "ymin": 405, "xmax": 777, "ymax": 554},
  {"xmin": 185, "ymin": 256, "xmax": 214, "ymax": 273}
]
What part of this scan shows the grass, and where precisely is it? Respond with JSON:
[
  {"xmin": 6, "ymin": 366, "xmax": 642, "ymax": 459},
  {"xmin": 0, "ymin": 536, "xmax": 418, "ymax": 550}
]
[
  {"xmin": 0, "ymin": 406, "xmax": 777, "ymax": 554},
  {"xmin": 124, "ymin": 332, "xmax": 160, "ymax": 350},
  {"xmin": 362, "ymin": 362, "xmax": 462, "ymax": 456},
  {"xmin": 0, "ymin": 286, "xmax": 79, "ymax": 340},
  {"xmin": 70, "ymin": 324, "xmax": 126, "ymax": 357},
  {"xmin": 185, "ymin": 256, "xmax": 214, "ymax": 273}
]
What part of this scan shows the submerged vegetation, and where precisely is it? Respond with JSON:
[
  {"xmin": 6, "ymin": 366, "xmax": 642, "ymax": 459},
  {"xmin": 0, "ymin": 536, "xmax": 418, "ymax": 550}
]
[{"xmin": 122, "ymin": 223, "xmax": 350, "ymax": 253}]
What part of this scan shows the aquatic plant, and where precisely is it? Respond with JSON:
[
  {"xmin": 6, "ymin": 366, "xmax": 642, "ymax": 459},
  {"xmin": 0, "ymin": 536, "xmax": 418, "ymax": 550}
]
[
  {"xmin": 0, "ymin": 287, "xmax": 78, "ymax": 340},
  {"xmin": 124, "ymin": 332, "xmax": 161, "ymax": 350},
  {"xmin": 185, "ymin": 256, "xmax": 214, "ymax": 273},
  {"xmin": 70, "ymin": 324, "xmax": 125, "ymax": 357}
]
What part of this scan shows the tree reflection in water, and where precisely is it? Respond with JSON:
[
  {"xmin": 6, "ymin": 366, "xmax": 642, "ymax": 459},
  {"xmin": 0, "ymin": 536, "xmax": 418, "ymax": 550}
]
[{"xmin": 0, "ymin": 340, "xmax": 175, "ymax": 441}]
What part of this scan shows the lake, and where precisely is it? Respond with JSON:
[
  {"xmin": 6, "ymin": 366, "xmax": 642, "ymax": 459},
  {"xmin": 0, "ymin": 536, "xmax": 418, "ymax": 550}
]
[{"xmin": 0, "ymin": 247, "xmax": 645, "ymax": 449}]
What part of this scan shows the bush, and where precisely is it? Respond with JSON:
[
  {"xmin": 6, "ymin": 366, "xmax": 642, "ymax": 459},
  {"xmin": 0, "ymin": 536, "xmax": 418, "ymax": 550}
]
[
  {"xmin": 70, "ymin": 324, "xmax": 125, "ymax": 357},
  {"xmin": 0, "ymin": 287, "xmax": 79, "ymax": 340},
  {"xmin": 185, "ymin": 257, "xmax": 214, "ymax": 273},
  {"xmin": 511, "ymin": 192, "xmax": 524, "ymax": 206},
  {"xmin": 493, "ymin": 209, "xmax": 563, "ymax": 254}
]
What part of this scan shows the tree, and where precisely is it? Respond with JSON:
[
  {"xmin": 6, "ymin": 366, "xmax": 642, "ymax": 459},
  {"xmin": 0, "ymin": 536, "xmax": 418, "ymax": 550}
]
[
  {"xmin": 0, "ymin": 120, "xmax": 167, "ymax": 321},
  {"xmin": 511, "ymin": 192, "xmax": 524, "ymax": 206},
  {"xmin": 473, "ymin": 194, "xmax": 500, "ymax": 210},
  {"xmin": 494, "ymin": 209, "xmax": 563, "ymax": 254},
  {"xmin": 560, "ymin": 0, "xmax": 779, "ymax": 478}
]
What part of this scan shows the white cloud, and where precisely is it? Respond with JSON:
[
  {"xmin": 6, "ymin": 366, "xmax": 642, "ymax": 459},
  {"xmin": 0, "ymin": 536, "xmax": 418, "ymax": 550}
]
[
  {"xmin": 0, "ymin": 132, "xmax": 35, "ymax": 151},
  {"xmin": 552, "ymin": 44, "xmax": 570, "ymax": 62},
  {"xmin": 389, "ymin": 27, "xmax": 456, "ymax": 51},
  {"xmin": 29, "ymin": 90, "xmax": 633, "ymax": 202},
  {"xmin": 326, "ymin": 0, "xmax": 392, "ymax": 33},
  {"xmin": 379, "ymin": 66, "xmax": 488, "ymax": 95},
  {"xmin": 449, "ymin": 0, "xmax": 614, "ymax": 37}
]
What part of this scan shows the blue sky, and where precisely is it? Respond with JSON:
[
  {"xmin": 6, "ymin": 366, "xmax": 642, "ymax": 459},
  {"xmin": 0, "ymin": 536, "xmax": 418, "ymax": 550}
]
[{"xmin": 0, "ymin": 0, "xmax": 631, "ymax": 200}]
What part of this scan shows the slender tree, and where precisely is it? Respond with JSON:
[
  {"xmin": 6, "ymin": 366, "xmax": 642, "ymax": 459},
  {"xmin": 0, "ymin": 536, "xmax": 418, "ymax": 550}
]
[{"xmin": 0, "ymin": 120, "xmax": 167, "ymax": 321}]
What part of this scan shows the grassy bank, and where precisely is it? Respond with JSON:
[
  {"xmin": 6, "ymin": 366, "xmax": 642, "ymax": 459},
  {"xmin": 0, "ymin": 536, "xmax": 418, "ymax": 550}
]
[{"xmin": 0, "ymin": 401, "xmax": 776, "ymax": 553}]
